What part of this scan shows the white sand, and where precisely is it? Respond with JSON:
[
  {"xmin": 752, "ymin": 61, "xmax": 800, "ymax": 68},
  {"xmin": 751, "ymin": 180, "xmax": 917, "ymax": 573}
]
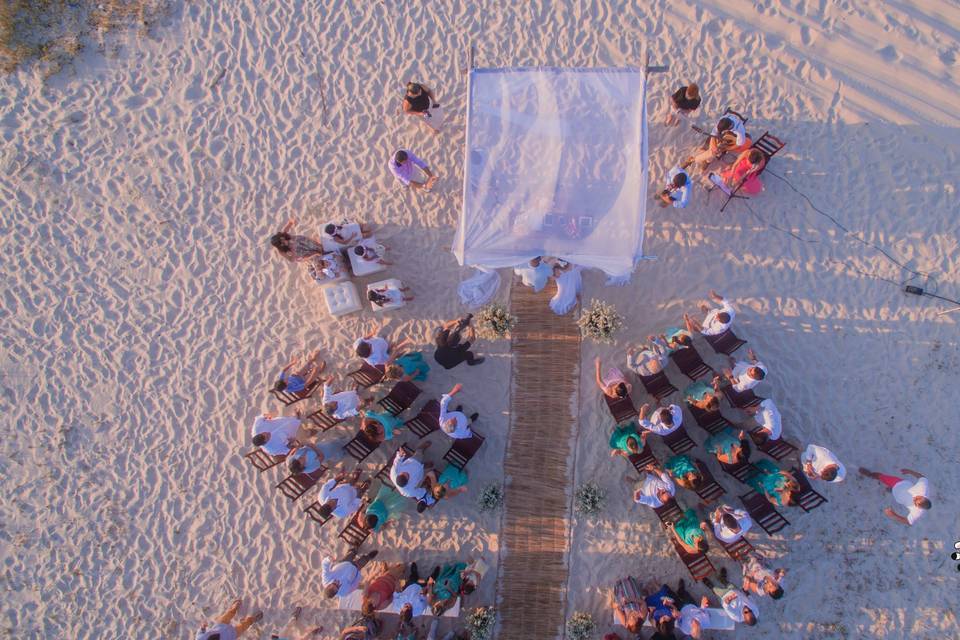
[{"xmin": 0, "ymin": 1, "xmax": 958, "ymax": 639}]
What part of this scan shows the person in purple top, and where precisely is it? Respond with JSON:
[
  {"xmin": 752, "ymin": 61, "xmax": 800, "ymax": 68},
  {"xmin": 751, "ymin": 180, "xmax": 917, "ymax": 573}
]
[{"xmin": 389, "ymin": 149, "xmax": 437, "ymax": 190}]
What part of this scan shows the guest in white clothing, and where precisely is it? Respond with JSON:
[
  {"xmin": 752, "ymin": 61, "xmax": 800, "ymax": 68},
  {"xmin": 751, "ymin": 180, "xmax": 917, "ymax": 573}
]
[
  {"xmin": 721, "ymin": 348, "xmax": 768, "ymax": 393},
  {"xmin": 251, "ymin": 414, "xmax": 301, "ymax": 457},
  {"xmin": 514, "ymin": 256, "xmax": 553, "ymax": 292},
  {"xmin": 710, "ymin": 504, "xmax": 753, "ymax": 543},
  {"xmin": 321, "ymin": 379, "xmax": 363, "ymax": 419},
  {"xmin": 390, "ymin": 447, "xmax": 433, "ymax": 503},
  {"xmin": 684, "ymin": 290, "xmax": 736, "ymax": 337},
  {"xmin": 626, "ymin": 336, "xmax": 669, "ymax": 376},
  {"xmin": 353, "ymin": 329, "xmax": 393, "ymax": 366},
  {"xmin": 800, "ymin": 444, "xmax": 846, "ymax": 483},
  {"xmin": 633, "ymin": 463, "xmax": 676, "ymax": 509},
  {"xmin": 194, "ymin": 598, "xmax": 263, "ymax": 640},
  {"xmin": 703, "ymin": 568, "xmax": 759, "ymax": 626},
  {"xmin": 858, "ymin": 467, "xmax": 932, "ymax": 526},
  {"xmin": 315, "ymin": 471, "xmax": 368, "ymax": 520},
  {"xmin": 321, "ymin": 549, "xmax": 379, "ymax": 599},
  {"xmin": 746, "ymin": 398, "xmax": 782, "ymax": 442},
  {"xmin": 638, "ymin": 403, "xmax": 682, "ymax": 436},
  {"xmin": 658, "ymin": 166, "xmax": 691, "ymax": 208},
  {"xmin": 439, "ymin": 383, "xmax": 477, "ymax": 440},
  {"xmin": 676, "ymin": 596, "xmax": 712, "ymax": 639},
  {"xmin": 741, "ymin": 553, "xmax": 786, "ymax": 599}
]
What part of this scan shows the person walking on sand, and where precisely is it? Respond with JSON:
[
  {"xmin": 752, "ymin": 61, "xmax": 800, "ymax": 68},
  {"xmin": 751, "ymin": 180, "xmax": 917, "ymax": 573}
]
[
  {"xmin": 390, "ymin": 149, "xmax": 438, "ymax": 191},
  {"xmin": 859, "ymin": 466, "xmax": 932, "ymax": 526},
  {"xmin": 195, "ymin": 598, "xmax": 263, "ymax": 640},
  {"xmin": 401, "ymin": 82, "xmax": 443, "ymax": 134},
  {"xmin": 666, "ymin": 82, "xmax": 702, "ymax": 126}
]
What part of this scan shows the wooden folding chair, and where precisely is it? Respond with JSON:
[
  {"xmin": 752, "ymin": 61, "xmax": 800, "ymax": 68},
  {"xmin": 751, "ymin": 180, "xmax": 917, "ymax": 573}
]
[
  {"xmin": 303, "ymin": 500, "xmax": 334, "ymax": 526},
  {"xmin": 270, "ymin": 377, "xmax": 322, "ymax": 406},
  {"xmin": 792, "ymin": 467, "xmax": 829, "ymax": 512},
  {"xmin": 404, "ymin": 400, "xmax": 441, "ymax": 439},
  {"xmin": 755, "ymin": 435, "xmax": 799, "ymax": 462},
  {"xmin": 627, "ymin": 442, "xmax": 659, "ymax": 475},
  {"xmin": 704, "ymin": 328, "xmax": 747, "ymax": 356},
  {"xmin": 638, "ymin": 370, "xmax": 678, "ymax": 402},
  {"xmin": 723, "ymin": 385, "xmax": 763, "ymax": 409},
  {"xmin": 739, "ymin": 490, "xmax": 790, "ymax": 535},
  {"xmin": 604, "ymin": 393, "xmax": 637, "ymax": 425},
  {"xmin": 692, "ymin": 459, "xmax": 726, "ymax": 504},
  {"xmin": 669, "ymin": 346, "xmax": 715, "ymax": 381},
  {"xmin": 652, "ymin": 498, "xmax": 683, "ymax": 526},
  {"xmin": 347, "ymin": 363, "xmax": 385, "ymax": 388},
  {"xmin": 668, "ymin": 532, "xmax": 717, "ymax": 582},
  {"xmin": 443, "ymin": 433, "xmax": 485, "ymax": 470},
  {"xmin": 243, "ymin": 448, "xmax": 286, "ymax": 472},
  {"xmin": 713, "ymin": 533, "xmax": 755, "ymax": 562},
  {"xmin": 344, "ymin": 430, "xmax": 381, "ymax": 463},
  {"xmin": 338, "ymin": 505, "xmax": 372, "ymax": 548},
  {"xmin": 276, "ymin": 466, "xmax": 328, "ymax": 502},
  {"xmin": 720, "ymin": 131, "xmax": 785, "ymax": 212},
  {"xmin": 720, "ymin": 460, "xmax": 759, "ymax": 484},
  {"xmin": 375, "ymin": 445, "xmax": 415, "ymax": 488},
  {"xmin": 661, "ymin": 425, "xmax": 697, "ymax": 455},
  {"xmin": 687, "ymin": 404, "xmax": 732, "ymax": 436},
  {"xmin": 302, "ymin": 408, "xmax": 344, "ymax": 433},
  {"xmin": 377, "ymin": 380, "xmax": 421, "ymax": 415}
]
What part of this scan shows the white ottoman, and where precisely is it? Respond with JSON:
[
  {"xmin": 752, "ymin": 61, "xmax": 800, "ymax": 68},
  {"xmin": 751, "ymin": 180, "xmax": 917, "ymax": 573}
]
[
  {"xmin": 321, "ymin": 221, "xmax": 363, "ymax": 253},
  {"xmin": 367, "ymin": 278, "xmax": 406, "ymax": 312},
  {"xmin": 348, "ymin": 237, "xmax": 388, "ymax": 277},
  {"xmin": 322, "ymin": 281, "xmax": 362, "ymax": 317}
]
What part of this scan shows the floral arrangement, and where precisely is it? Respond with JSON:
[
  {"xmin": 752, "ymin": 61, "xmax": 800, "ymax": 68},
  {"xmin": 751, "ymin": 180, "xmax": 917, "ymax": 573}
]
[
  {"xmin": 577, "ymin": 299, "xmax": 623, "ymax": 343},
  {"xmin": 566, "ymin": 611, "xmax": 596, "ymax": 640},
  {"xmin": 478, "ymin": 484, "xmax": 504, "ymax": 512},
  {"xmin": 465, "ymin": 606, "xmax": 496, "ymax": 640},
  {"xmin": 476, "ymin": 302, "xmax": 518, "ymax": 339},
  {"xmin": 574, "ymin": 482, "xmax": 606, "ymax": 517}
]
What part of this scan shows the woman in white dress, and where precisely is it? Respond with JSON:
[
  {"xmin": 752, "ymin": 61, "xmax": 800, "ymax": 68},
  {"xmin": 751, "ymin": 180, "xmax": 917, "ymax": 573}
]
[{"xmin": 549, "ymin": 260, "xmax": 582, "ymax": 315}]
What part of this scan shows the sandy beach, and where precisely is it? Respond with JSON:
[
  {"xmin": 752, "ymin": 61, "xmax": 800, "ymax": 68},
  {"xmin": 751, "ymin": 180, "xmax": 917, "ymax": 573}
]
[{"xmin": 0, "ymin": 1, "xmax": 958, "ymax": 638}]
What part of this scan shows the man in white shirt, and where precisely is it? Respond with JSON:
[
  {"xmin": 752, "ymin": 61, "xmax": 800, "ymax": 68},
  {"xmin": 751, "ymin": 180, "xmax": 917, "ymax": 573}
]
[
  {"xmin": 321, "ymin": 379, "xmax": 362, "ymax": 419},
  {"xmin": 633, "ymin": 463, "xmax": 676, "ymax": 509},
  {"xmin": 859, "ymin": 467, "xmax": 932, "ymax": 526},
  {"xmin": 676, "ymin": 595, "xmax": 712, "ymax": 639},
  {"xmin": 393, "ymin": 582, "xmax": 430, "ymax": 618},
  {"xmin": 801, "ymin": 444, "xmax": 846, "ymax": 483},
  {"xmin": 741, "ymin": 553, "xmax": 786, "ymax": 599},
  {"xmin": 389, "ymin": 149, "xmax": 437, "ymax": 190},
  {"xmin": 315, "ymin": 472, "xmax": 367, "ymax": 520},
  {"xmin": 250, "ymin": 414, "xmax": 301, "ymax": 456},
  {"xmin": 514, "ymin": 256, "xmax": 553, "ymax": 292},
  {"xmin": 390, "ymin": 447, "xmax": 433, "ymax": 504},
  {"xmin": 321, "ymin": 549, "xmax": 379, "ymax": 599},
  {"xmin": 746, "ymin": 398, "xmax": 782, "ymax": 441},
  {"xmin": 353, "ymin": 329, "xmax": 392, "ymax": 366},
  {"xmin": 638, "ymin": 403, "xmax": 682, "ymax": 436},
  {"xmin": 626, "ymin": 336, "xmax": 668, "ymax": 377},
  {"xmin": 704, "ymin": 568, "xmax": 758, "ymax": 626},
  {"xmin": 722, "ymin": 348, "xmax": 768, "ymax": 393},
  {"xmin": 658, "ymin": 166, "xmax": 690, "ymax": 208},
  {"xmin": 686, "ymin": 114, "xmax": 749, "ymax": 171},
  {"xmin": 194, "ymin": 599, "xmax": 262, "ymax": 640},
  {"xmin": 710, "ymin": 504, "xmax": 753, "ymax": 543},
  {"xmin": 684, "ymin": 290, "xmax": 735, "ymax": 337},
  {"xmin": 439, "ymin": 383, "xmax": 477, "ymax": 440}
]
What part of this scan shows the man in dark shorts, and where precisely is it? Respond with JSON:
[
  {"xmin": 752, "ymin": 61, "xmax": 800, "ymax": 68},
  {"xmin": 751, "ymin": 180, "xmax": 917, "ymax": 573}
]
[{"xmin": 432, "ymin": 315, "xmax": 484, "ymax": 369}]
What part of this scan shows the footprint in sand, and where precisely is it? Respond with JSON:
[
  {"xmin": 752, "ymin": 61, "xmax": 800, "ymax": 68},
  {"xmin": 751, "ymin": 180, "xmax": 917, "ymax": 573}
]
[
  {"xmin": 877, "ymin": 44, "xmax": 901, "ymax": 62},
  {"xmin": 939, "ymin": 48, "xmax": 957, "ymax": 66}
]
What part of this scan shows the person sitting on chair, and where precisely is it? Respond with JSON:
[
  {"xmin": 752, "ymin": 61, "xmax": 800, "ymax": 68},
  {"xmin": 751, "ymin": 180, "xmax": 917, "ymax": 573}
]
[
  {"xmin": 683, "ymin": 380, "xmax": 721, "ymax": 411},
  {"xmin": 683, "ymin": 290, "xmax": 736, "ymax": 337},
  {"xmin": 800, "ymin": 444, "xmax": 846, "ymax": 483},
  {"xmin": 595, "ymin": 356, "xmax": 632, "ymax": 400},
  {"xmin": 321, "ymin": 377, "xmax": 363, "ymax": 419},
  {"xmin": 274, "ymin": 349, "xmax": 325, "ymax": 395},
  {"xmin": 663, "ymin": 453, "xmax": 703, "ymax": 489},
  {"xmin": 360, "ymin": 409, "xmax": 404, "ymax": 443},
  {"xmin": 685, "ymin": 114, "xmax": 749, "ymax": 172},
  {"xmin": 353, "ymin": 241, "xmax": 393, "ymax": 266},
  {"xmin": 321, "ymin": 548, "xmax": 379, "ymax": 599},
  {"xmin": 747, "ymin": 459, "xmax": 801, "ymax": 507},
  {"xmin": 316, "ymin": 470, "xmax": 368, "ymax": 520},
  {"xmin": 353, "ymin": 328, "xmax": 394, "ymax": 367},
  {"xmin": 422, "ymin": 463, "xmax": 469, "ymax": 509},
  {"xmin": 703, "ymin": 568, "xmax": 759, "ymax": 626},
  {"xmin": 667, "ymin": 508, "xmax": 709, "ymax": 554},
  {"xmin": 251, "ymin": 413, "xmax": 301, "ymax": 457},
  {"xmin": 745, "ymin": 398, "xmax": 781, "ymax": 443},
  {"xmin": 706, "ymin": 148, "xmax": 765, "ymax": 195},
  {"xmin": 658, "ymin": 166, "xmax": 691, "ymax": 208},
  {"xmin": 439, "ymin": 383, "xmax": 477, "ymax": 439},
  {"xmin": 704, "ymin": 427, "xmax": 750, "ymax": 466},
  {"xmin": 638, "ymin": 402, "xmax": 682, "ymax": 436},
  {"xmin": 710, "ymin": 503, "xmax": 753, "ymax": 543},
  {"xmin": 741, "ymin": 553, "xmax": 786, "ymax": 599},
  {"xmin": 660, "ymin": 326, "xmax": 694, "ymax": 353},
  {"xmin": 626, "ymin": 336, "xmax": 669, "ymax": 377},
  {"xmin": 383, "ymin": 348, "xmax": 430, "ymax": 382},
  {"xmin": 719, "ymin": 348, "xmax": 768, "ymax": 393},
  {"xmin": 390, "ymin": 446, "xmax": 433, "ymax": 504},
  {"xmin": 610, "ymin": 576, "xmax": 650, "ymax": 635},
  {"xmin": 609, "ymin": 422, "xmax": 647, "ymax": 458},
  {"xmin": 306, "ymin": 253, "xmax": 346, "ymax": 283},
  {"xmin": 633, "ymin": 462, "xmax": 676, "ymax": 509}
]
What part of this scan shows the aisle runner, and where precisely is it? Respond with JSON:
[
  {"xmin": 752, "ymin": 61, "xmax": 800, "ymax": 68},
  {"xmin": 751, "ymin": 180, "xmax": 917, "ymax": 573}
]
[{"xmin": 497, "ymin": 282, "xmax": 580, "ymax": 639}]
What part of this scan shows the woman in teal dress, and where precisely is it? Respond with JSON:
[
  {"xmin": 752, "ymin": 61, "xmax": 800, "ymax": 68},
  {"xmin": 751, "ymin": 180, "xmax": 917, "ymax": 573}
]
[
  {"xmin": 608, "ymin": 422, "xmax": 645, "ymax": 457},
  {"xmin": 429, "ymin": 561, "xmax": 467, "ymax": 615},
  {"xmin": 385, "ymin": 350, "xmax": 430, "ymax": 382},
  {"xmin": 669, "ymin": 508, "xmax": 708, "ymax": 554},
  {"xmin": 664, "ymin": 454, "xmax": 702, "ymax": 489},
  {"xmin": 747, "ymin": 459, "xmax": 801, "ymax": 507},
  {"xmin": 424, "ymin": 464, "xmax": 469, "ymax": 503},
  {"xmin": 704, "ymin": 427, "xmax": 748, "ymax": 465},
  {"xmin": 364, "ymin": 484, "xmax": 407, "ymax": 532},
  {"xmin": 683, "ymin": 380, "xmax": 719, "ymax": 411},
  {"xmin": 661, "ymin": 326, "xmax": 693, "ymax": 353},
  {"xmin": 361, "ymin": 409, "xmax": 404, "ymax": 443}
]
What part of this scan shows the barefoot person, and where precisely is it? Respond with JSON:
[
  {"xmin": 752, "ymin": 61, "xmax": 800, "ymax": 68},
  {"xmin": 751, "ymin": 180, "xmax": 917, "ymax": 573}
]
[
  {"xmin": 747, "ymin": 459, "xmax": 801, "ymax": 507},
  {"xmin": 321, "ymin": 377, "xmax": 363, "ymax": 420},
  {"xmin": 665, "ymin": 82, "xmax": 701, "ymax": 126},
  {"xmin": 741, "ymin": 553, "xmax": 786, "ymax": 599},
  {"xmin": 367, "ymin": 283, "xmax": 414, "ymax": 308},
  {"xmin": 323, "ymin": 221, "xmax": 373, "ymax": 248},
  {"xmin": 195, "ymin": 598, "xmax": 263, "ymax": 640},
  {"xmin": 711, "ymin": 503, "xmax": 753, "ymax": 543},
  {"xmin": 704, "ymin": 427, "xmax": 749, "ymax": 466},
  {"xmin": 321, "ymin": 548, "xmax": 379, "ymax": 599},
  {"xmin": 720, "ymin": 348, "xmax": 768, "ymax": 393},
  {"xmin": 315, "ymin": 471, "xmax": 368, "ymax": 520},
  {"xmin": 801, "ymin": 444, "xmax": 846, "ymax": 483},
  {"xmin": 683, "ymin": 290, "xmax": 736, "ymax": 337},
  {"xmin": 270, "ymin": 217, "xmax": 325, "ymax": 263},
  {"xmin": 668, "ymin": 508, "xmax": 709, "ymax": 554},
  {"xmin": 638, "ymin": 402, "xmax": 683, "ymax": 437},
  {"xmin": 610, "ymin": 576, "xmax": 649, "ymax": 634},
  {"xmin": 626, "ymin": 336, "xmax": 668, "ymax": 377},
  {"xmin": 595, "ymin": 356, "xmax": 633, "ymax": 400},
  {"xmin": 706, "ymin": 148, "xmax": 765, "ymax": 194},
  {"xmin": 703, "ymin": 568, "xmax": 759, "ymax": 627},
  {"xmin": 858, "ymin": 467, "xmax": 932, "ymax": 526},
  {"xmin": 401, "ymin": 82, "xmax": 443, "ymax": 134},
  {"xmin": 658, "ymin": 166, "xmax": 691, "ymax": 208},
  {"xmin": 390, "ymin": 149, "xmax": 437, "ymax": 191},
  {"xmin": 353, "ymin": 328, "xmax": 395, "ymax": 367},
  {"xmin": 609, "ymin": 422, "xmax": 647, "ymax": 458},
  {"xmin": 633, "ymin": 462, "xmax": 676, "ymax": 509},
  {"xmin": 274, "ymin": 349, "xmax": 326, "ymax": 395},
  {"xmin": 251, "ymin": 413, "xmax": 302, "ymax": 457},
  {"xmin": 439, "ymin": 383, "xmax": 478, "ymax": 440}
]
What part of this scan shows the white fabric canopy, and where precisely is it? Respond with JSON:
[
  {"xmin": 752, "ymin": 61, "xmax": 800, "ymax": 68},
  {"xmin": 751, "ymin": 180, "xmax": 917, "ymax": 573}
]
[{"xmin": 454, "ymin": 67, "xmax": 648, "ymax": 278}]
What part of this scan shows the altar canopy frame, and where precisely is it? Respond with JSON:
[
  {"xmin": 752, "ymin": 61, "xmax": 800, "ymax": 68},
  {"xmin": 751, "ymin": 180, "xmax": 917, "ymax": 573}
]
[{"xmin": 454, "ymin": 67, "xmax": 649, "ymax": 278}]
